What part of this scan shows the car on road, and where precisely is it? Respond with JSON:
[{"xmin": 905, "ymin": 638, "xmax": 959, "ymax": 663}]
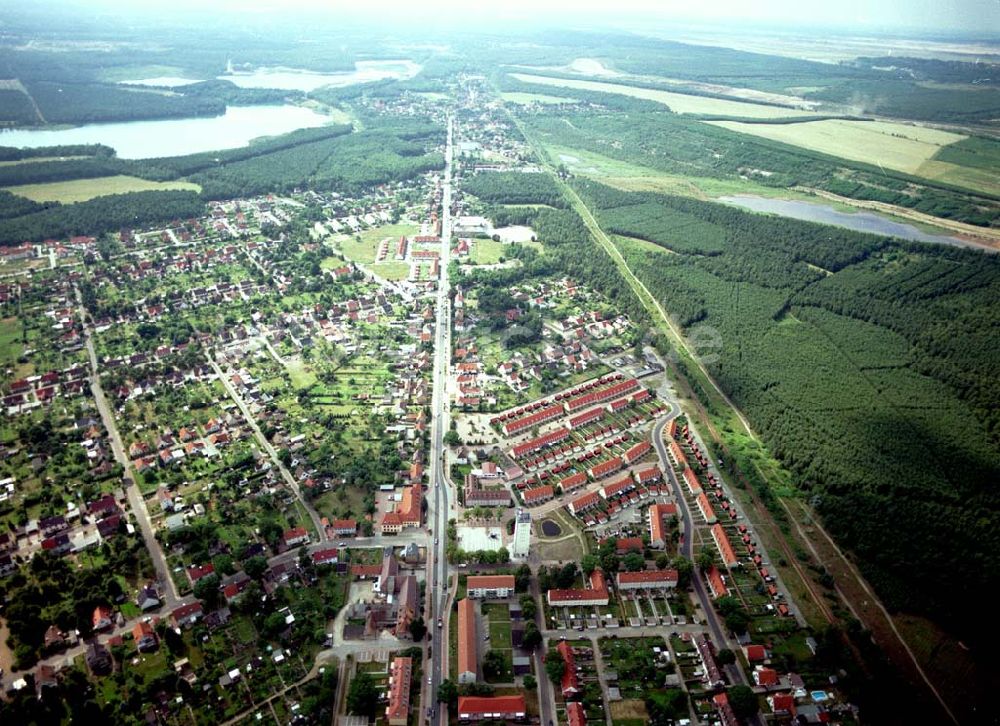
[
  {"xmin": 437, "ymin": 619, "xmax": 443, "ymax": 628},
  {"xmin": 338, "ymin": 542, "xmax": 346, "ymax": 546},
  {"xmin": 428, "ymin": 675, "xmax": 433, "ymax": 685},
  {"xmin": 434, "ymin": 537, "xmax": 438, "ymax": 545}
]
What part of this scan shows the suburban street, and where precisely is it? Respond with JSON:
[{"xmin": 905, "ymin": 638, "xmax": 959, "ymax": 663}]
[
  {"xmin": 208, "ymin": 357, "xmax": 327, "ymax": 542},
  {"xmin": 75, "ymin": 287, "xmax": 182, "ymax": 608}
]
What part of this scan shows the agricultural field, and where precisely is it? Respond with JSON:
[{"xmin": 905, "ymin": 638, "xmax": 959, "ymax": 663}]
[
  {"xmin": 708, "ymin": 118, "xmax": 976, "ymax": 181},
  {"xmin": 3, "ymin": 175, "xmax": 202, "ymax": 203},
  {"xmin": 510, "ymin": 73, "xmax": 819, "ymax": 118}
]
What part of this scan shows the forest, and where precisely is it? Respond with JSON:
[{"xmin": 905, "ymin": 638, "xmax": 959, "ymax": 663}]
[
  {"xmin": 460, "ymin": 171, "xmax": 567, "ymax": 208},
  {"xmin": 570, "ymin": 179, "xmax": 1000, "ymax": 641},
  {"xmin": 16, "ymin": 80, "xmax": 300, "ymax": 126},
  {"xmin": 0, "ymin": 89, "xmax": 38, "ymax": 126},
  {"xmin": 0, "ymin": 190, "xmax": 204, "ymax": 245}
]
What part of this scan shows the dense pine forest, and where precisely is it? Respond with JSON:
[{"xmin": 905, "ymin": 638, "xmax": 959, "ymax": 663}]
[{"xmin": 574, "ymin": 180, "xmax": 1000, "ymax": 637}]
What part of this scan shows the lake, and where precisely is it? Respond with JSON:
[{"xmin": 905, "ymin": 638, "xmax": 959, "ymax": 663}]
[
  {"xmin": 717, "ymin": 195, "xmax": 990, "ymax": 252},
  {"xmin": 0, "ymin": 105, "xmax": 329, "ymax": 159},
  {"xmin": 218, "ymin": 60, "xmax": 421, "ymax": 91}
]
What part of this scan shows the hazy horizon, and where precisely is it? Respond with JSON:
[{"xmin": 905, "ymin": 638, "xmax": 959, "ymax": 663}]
[{"xmin": 2, "ymin": 0, "xmax": 999, "ymax": 38}]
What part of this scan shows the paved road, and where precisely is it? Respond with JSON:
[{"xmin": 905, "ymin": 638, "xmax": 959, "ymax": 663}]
[
  {"xmin": 425, "ymin": 116, "xmax": 455, "ymax": 726},
  {"xmin": 208, "ymin": 358, "xmax": 327, "ymax": 542},
  {"xmin": 652, "ymin": 416, "xmax": 763, "ymax": 725},
  {"xmin": 75, "ymin": 288, "xmax": 181, "ymax": 608}
]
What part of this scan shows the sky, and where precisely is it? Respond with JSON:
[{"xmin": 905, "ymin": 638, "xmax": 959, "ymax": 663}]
[{"xmin": 12, "ymin": 0, "xmax": 1000, "ymax": 35}]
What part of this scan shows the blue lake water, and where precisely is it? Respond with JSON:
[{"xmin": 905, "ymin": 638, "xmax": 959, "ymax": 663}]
[
  {"xmin": 0, "ymin": 105, "xmax": 330, "ymax": 159},
  {"xmin": 718, "ymin": 195, "xmax": 990, "ymax": 252}
]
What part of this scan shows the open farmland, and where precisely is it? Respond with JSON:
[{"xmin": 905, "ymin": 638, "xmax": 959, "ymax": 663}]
[
  {"xmin": 708, "ymin": 118, "xmax": 972, "ymax": 178},
  {"xmin": 3, "ymin": 174, "xmax": 201, "ymax": 203},
  {"xmin": 510, "ymin": 73, "xmax": 820, "ymax": 118}
]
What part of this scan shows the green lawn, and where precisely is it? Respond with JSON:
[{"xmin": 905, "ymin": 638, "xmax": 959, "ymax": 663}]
[{"xmin": 470, "ymin": 238, "xmax": 508, "ymax": 264}]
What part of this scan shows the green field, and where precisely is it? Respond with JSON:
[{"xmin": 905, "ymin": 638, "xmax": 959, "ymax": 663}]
[
  {"xmin": 543, "ymin": 143, "xmax": 841, "ymax": 205},
  {"xmin": 510, "ymin": 73, "xmax": 819, "ymax": 118},
  {"xmin": 336, "ymin": 222, "xmax": 419, "ymax": 264},
  {"xmin": 3, "ymin": 175, "xmax": 202, "ymax": 203},
  {"xmin": 708, "ymin": 118, "xmax": 968, "ymax": 177},
  {"xmin": 0, "ymin": 317, "xmax": 25, "ymax": 371},
  {"xmin": 501, "ymin": 92, "xmax": 579, "ymax": 105},
  {"xmin": 470, "ymin": 238, "xmax": 507, "ymax": 264}
]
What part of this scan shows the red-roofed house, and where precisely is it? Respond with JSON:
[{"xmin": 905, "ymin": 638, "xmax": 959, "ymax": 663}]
[
  {"xmin": 712, "ymin": 524, "xmax": 738, "ymax": 567},
  {"xmin": 186, "ymin": 563, "xmax": 215, "ymax": 584},
  {"xmin": 683, "ymin": 467, "xmax": 702, "ymax": 495},
  {"xmin": 283, "ymin": 527, "xmax": 310, "ymax": 547},
  {"xmin": 648, "ymin": 502, "xmax": 677, "ymax": 549},
  {"xmin": 311, "ymin": 548, "xmax": 340, "ymax": 566},
  {"xmin": 546, "ymin": 570, "xmax": 609, "ymax": 607},
  {"xmin": 754, "ymin": 666, "xmax": 780, "ymax": 688},
  {"xmin": 615, "ymin": 536, "xmax": 644, "ymax": 555},
  {"xmin": 567, "ymin": 701, "xmax": 587, "ymax": 726},
  {"xmin": 744, "ymin": 644, "xmax": 767, "ymax": 663},
  {"xmin": 522, "ymin": 485, "xmax": 554, "ymax": 506},
  {"xmin": 330, "ymin": 519, "xmax": 357, "ymax": 537},
  {"xmin": 706, "ymin": 566, "xmax": 728, "ymax": 599},
  {"xmin": 92, "ymin": 605, "xmax": 113, "ymax": 631},
  {"xmin": 458, "ymin": 695, "xmax": 526, "ymax": 721},
  {"xmin": 458, "ymin": 598, "xmax": 477, "ymax": 684},
  {"xmin": 467, "ymin": 575, "xmax": 515, "ymax": 599},
  {"xmin": 133, "ymin": 621, "xmax": 158, "ymax": 652},
  {"xmin": 588, "ymin": 457, "xmax": 623, "ymax": 480},
  {"xmin": 171, "ymin": 602, "xmax": 204, "ymax": 628},
  {"xmin": 769, "ymin": 693, "xmax": 796, "ymax": 717},
  {"xmin": 386, "ymin": 656, "xmax": 412, "ymax": 725},
  {"xmin": 557, "ymin": 640, "xmax": 580, "ymax": 697},
  {"xmin": 696, "ymin": 492, "xmax": 717, "ymax": 524},
  {"xmin": 568, "ymin": 491, "xmax": 601, "ymax": 516}
]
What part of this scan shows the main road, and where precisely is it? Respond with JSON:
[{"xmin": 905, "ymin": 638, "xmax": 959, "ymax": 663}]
[{"xmin": 424, "ymin": 115, "xmax": 455, "ymax": 726}]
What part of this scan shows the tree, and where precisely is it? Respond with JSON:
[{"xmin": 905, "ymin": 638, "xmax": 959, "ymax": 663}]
[
  {"xmin": 556, "ymin": 562, "xmax": 578, "ymax": 588},
  {"xmin": 409, "ymin": 616, "xmax": 427, "ymax": 641},
  {"xmin": 717, "ymin": 648, "xmax": 736, "ymax": 665},
  {"xmin": 520, "ymin": 594, "xmax": 538, "ymax": 620},
  {"xmin": 728, "ymin": 685, "xmax": 759, "ymax": 718},
  {"xmin": 522, "ymin": 621, "xmax": 542, "ymax": 651},
  {"xmin": 244, "ymin": 555, "xmax": 268, "ymax": 580},
  {"xmin": 544, "ymin": 648, "xmax": 566, "ymax": 684},
  {"xmin": 696, "ymin": 548, "xmax": 716, "ymax": 572},
  {"xmin": 623, "ymin": 552, "xmax": 645, "ymax": 572},
  {"xmin": 580, "ymin": 554, "xmax": 599, "ymax": 577},
  {"xmin": 524, "ymin": 674, "xmax": 536, "ymax": 690},
  {"xmin": 655, "ymin": 553, "xmax": 671, "ymax": 570},
  {"xmin": 443, "ymin": 430, "xmax": 462, "ymax": 447},
  {"xmin": 515, "ymin": 564, "xmax": 532, "ymax": 593},
  {"xmin": 193, "ymin": 573, "xmax": 220, "ymax": 608},
  {"xmin": 672, "ymin": 556, "xmax": 693, "ymax": 588},
  {"xmin": 483, "ymin": 650, "xmax": 507, "ymax": 679},
  {"xmin": 346, "ymin": 671, "xmax": 378, "ymax": 717},
  {"xmin": 437, "ymin": 679, "xmax": 458, "ymax": 705}
]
